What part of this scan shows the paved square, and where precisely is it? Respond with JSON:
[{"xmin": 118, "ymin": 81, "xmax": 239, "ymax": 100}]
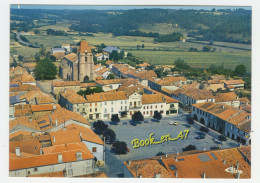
[{"xmin": 107, "ymin": 114, "xmax": 239, "ymax": 161}]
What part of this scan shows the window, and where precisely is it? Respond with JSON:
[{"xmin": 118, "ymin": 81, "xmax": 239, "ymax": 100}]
[
  {"xmin": 138, "ymin": 101, "xmax": 141, "ymax": 105},
  {"xmin": 68, "ymin": 162, "xmax": 72, "ymax": 167},
  {"xmin": 15, "ymin": 170, "xmax": 19, "ymax": 175},
  {"xmin": 76, "ymin": 152, "xmax": 82, "ymax": 160},
  {"xmin": 161, "ymin": 105, "xmax": 163, "ymax": 108},
  {"xmin": 86, "ymin": 167, "xmax": 91, "ymax": 173},
  {"xmin": 95, "ymin": 108, "xmax": 97, "ymax": 112},
  {"xmin": 34, "ymin": 167, "xmax": 38, "ymax": 172},
  {"xmin": 105, "ymin": 102, "xmax": 107, "ymax": 105},
  {"xmin": 147, "ymin": 106, "xmax": 149, "ymax": 109},
  {"xmin": 121, "ymin": 106, "xmax": 123, "ymax": 110},
  {"xmin": 95, "ymin": 103, "xmax": 97, "ymax": 106},
  {"xmin": 111, "ymin": 108, "xmax": 114, "ymax": 112},
  {"xmin": 151, "ymin": 105, "xmax": 152, "ymax": 109},
  {"xmin": 125, "ymin": 106, "xmax": 127, "ymax": 110},
  {"xmin": 143, "ymin": 112, "xmax": 145, "ymax": 115},
  {"xmin": 121, "ymin": 101, "xmax": 123, "ymax": 104},
  {"xmin": 50, "ymin": 166, "xmax": 54, "ymax": 171},
  {"xmin": 155, "ymin": 105, "xmax": 157, "ymax": 109},
  {"xmin": 90, "ymin": 109, "xmax": 92, "ymax": 112},
  {"xmin": 82, "ymin": 108, "xmax": 85, "ymax": 112},
  {"xmin": 77, "ymin": 108, "xmax": 79, "ymax": 112},
  {"xmin": 130, "ymin": 102, "xmax": 132, "ymax": 106},
  {"xmin": 104, "ymin": 108, "xmax": 107, "ymax": 113},
  {"xmin": 143, "ymin": 106, "xmax": 145, "ymax": 109},
  {"xmin": 111, "ymin": 101, "xmax": 113, "ymax": 105},
  {"xmin": 147, "ymin": 111, "xmax": 148, "ymax": 114},
  {"xmin": 90, "ymin": 103, "xmax": 92, "ymax": 107},
  {"xmin": 68, "ymin": 169, "xmax": 73, "ymax": 175},
  {"xmin": 125, "ymin": 101, "xmax": 127, "ymax": 104},
  {"xmin": 92, "ymin": 147, "xmax": 97, "ymax": 152}
]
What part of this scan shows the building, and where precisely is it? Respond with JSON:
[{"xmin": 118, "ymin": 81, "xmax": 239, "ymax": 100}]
[
  {"xmin": 102, "ymin": 46, "xmax": 121, "ymax": 54},
  {"xmin": 205, "ymin": 79, "xmax": 225, "ymax": 92},
  {"xmin": 148, "ymin": 77, "xmax": 187, "ymax": 92},
  {"xmin": 192, "ymin": 102, "xmax": 251, "ymax": 145},
  {"xmin": 86, "ymin": 91, "xmax": 128, "ymax": 120},
  {"xmin": 105, "ymin": 60, "xmax": 115, "ymax": 69},
  {"xmin": 215, "ymin": 92, "xmax": 240, "ymax": 108},
  {"xmin": 95, "ymin": 52, "xmax": 109, "ymax": 61},
  {"xmin": 51, "ymin": 48, "xmax": 66, "ymax": 54},
  {"xmin": 59, "ymin": 90, "xmax": 88, "ymax": 118},
  {"xmin": 124, "ymin": 146, "xmax": 251, "ymax": 178},
  {"xmin": 179, "ymin": 88, "xmax": 215, "ymax": 109},
  {"xmin": 224, "ymin": 80, "xmax": 245, "ymax": 91},
  {"xmin": 51, "ymin": 81, "xmax": 81, "ymax": 99},
  {"xmin": 20, "ymin": 90, "xmax": 55, "ymax": 105},
  {"xmin": 61, "ymin": 44, "xmax": 71, "ymax": 52},
  {"xmin": 10, "ymin": 73, "xmax": 36, "ymax": 86},
  {"xmin": 128, "ymin": 69, "xmax": 157, "ymax": 86},
  {"xmin": 10, "ymin": 142, "xmax": 94, "ymax": 177},
  {"xmin": 95, "ymin": 78, "xmax": 134, "ymax": 92},
  {"xmin": 59, "ymin": 40, "xmax": 96, "ymax": 82}
]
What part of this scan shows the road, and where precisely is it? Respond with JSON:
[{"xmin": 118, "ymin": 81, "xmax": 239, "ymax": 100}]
[{"xmin": 15, "ymin": 32, "xmax": 40, "ymax": 48}]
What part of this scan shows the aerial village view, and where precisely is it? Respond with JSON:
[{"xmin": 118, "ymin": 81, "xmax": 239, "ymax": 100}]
[{"xmin": 9, "ymin": 5, "xmax": 251, "ymax": 179}]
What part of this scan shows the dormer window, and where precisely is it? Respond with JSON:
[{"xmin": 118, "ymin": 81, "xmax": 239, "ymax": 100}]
[{"xmin": 76, "ymin": 152, "xmax": 82, "ymax": 160}]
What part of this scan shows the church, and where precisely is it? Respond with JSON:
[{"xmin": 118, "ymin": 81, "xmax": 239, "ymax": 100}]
[{"xmin": 59, "ymin": 40, "xmax": 96, "ymax": 82}]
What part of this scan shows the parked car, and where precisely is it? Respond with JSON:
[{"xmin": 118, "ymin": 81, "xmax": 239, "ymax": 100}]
[
  {"xmin": 169, "ymin": 121, "xmax": 179, "ymax": 125},
  {"xmin": 195, "ymin": 135, "xmax": 205, "ymax": 140}
]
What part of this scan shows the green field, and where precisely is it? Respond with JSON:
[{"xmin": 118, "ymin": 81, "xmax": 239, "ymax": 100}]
[
  {"xmin": 130, "ymin": 50, "xmax": 251, "ymax": 72},
  {"xmin": 16, "ymin": 33, "xmax": 251, "ymax": 72}
]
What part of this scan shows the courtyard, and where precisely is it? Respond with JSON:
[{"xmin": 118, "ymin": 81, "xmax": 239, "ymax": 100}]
[{"xmin": 104, "ymin": 114, "xmax": 239, "ymax": 161}]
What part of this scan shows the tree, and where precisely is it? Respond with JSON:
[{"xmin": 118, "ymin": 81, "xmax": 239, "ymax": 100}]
[
  {"xmin": 109, "ymin": 50, "xmax": 119, "ymax": 61},
  {"xmin": 93, "ymin": 120, "xmax": 108, "ymax": 135},
  {"xmin": 202, "ymin": 45, "xmax": 211, "ymax": 52},
  {"xmin": 182, "ymin": 145, "xmax": 197, "ymax": 152},
  {"xmin": 112, "ymin": 141, "xmax": 127, "ymax": 154},
  {"xmin": 142, "ymin": 44, "xmax": 145, "ymax": 48},
  {"xmin": 34, "ymin": 29, "xmax": 40, "ymax": 34},
  {"xmin": 153, "ymin": 111, "xmax": 162, "ymax": 120},
  {"xmin": 104, "ymin": 128, "xmax": 116, "ymax": 144},
  {"xmin": 234, "ymin": 64, "xmax": 246, "ymax": 76},
  {"xmin": 107, "ymin": 73, "xmax": 115, "ymax": 79},
  {"xmin": 132, "ymin": 111, "xmax": 144, "ymax": 121},
  {"xmin": 34, "ymin": 59, "xmax": 57, "ymax": 80},
  {"xmin": 39, "ymin": 47, "xmax": 47, "ymax": 56},
  {"xmin": 18, "ymin": 55, "xmax": 24, "ymax": 61},
  {"xmin": 111, "ymin": 114, "xmax": 120, "ymax": 123},
  {"xmin": 72, "ymin": 47, "xmax": 77, "ymax": 53},
  {"xmin": 34, "ymin": 53, "xmax": 40, "ymax": 61}
]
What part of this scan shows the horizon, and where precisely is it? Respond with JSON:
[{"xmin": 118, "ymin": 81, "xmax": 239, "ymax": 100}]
[{"xmin": 10, "ymin": 5, "xmax": 252, "ymax": 11}]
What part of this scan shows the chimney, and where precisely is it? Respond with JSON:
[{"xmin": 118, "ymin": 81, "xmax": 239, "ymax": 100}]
[
  {"xmin": 55, "ymin": 119, "xmax": 58, "ymax": 126},
  {"xmin": 53, "ymin": 105, "xmax": 56, "ymax": 110},
  {"xmin": 221, "ymin": 105, "xmax": 224, "ymax": 109},
  {"xmin": 31, "ymin": 132, "xmax": 35, "ymax": 137},
  {"xmin": 21, "ymin": 103, "xmax": 24, "ymax": 109},
  {"xmin": 160, "ymin": 156, "xmax": 162, "ymax": 160},
  {"xmin": 175, "ymin": 171, "xmax": 178, "ymax": 178},
  {"xmin": 204, "ymin": 148, "xmax": 206, "ymax": 151},
  {"xmin": 138, "ymin": 174, "xmax": 142, "ymax": 178},
  {"xmin": 40, "ymin": 148, "xmax": 43, "ymax": 155},
  {"xmin": 15, "ymin": 147, "xmax": 21, "ymax": 156},
  {"xmin": 237, "ymin": 161, "xmax": 239, "ymax": 169},
  {"xmin": 53, "ymin": 136, "xmax": 56, "ymax": 143},
  {"xmin": 246, "ymin": 116, "xmax": 250, "ymax": 120},
  {"xmin": 155, "ymin": 173, "xmax": 161, "ymax": 178},
  {"xmin": 223, "ymin": 160, "xmax": 226, "ymax": 164},
  {"xmin": 177, "ymin": 151, "xmax": 179, "ymax": 155},
  {"xmin": 165, "ymin": 153, "xmax": 168, "ymax": 158},
  {"xmin": 174, "ymin": 157, "xmax": 178, "ymax": 162},
  {"xmin": 79, "ymin": 132, "xmax": 82, "ymax": 137},
  {"xmin": 237, "ymin": 172, "xmax": 240, "ymax": 179},
  {"xmin": 128, "ymin": 160, "xmax": 131, "ymax": 166},
  {"xmin": 29, "ymin": 118, "xmax": 32, "ymax": 123},
  {"xmin": 202, "ymin": 172, "xmax": 206, "ymax": 178}
]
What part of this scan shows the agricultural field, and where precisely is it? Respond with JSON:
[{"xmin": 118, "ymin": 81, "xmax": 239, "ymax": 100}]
[
  {"xmin": 138, "ymin": 23, "xmax": 188, "ymax": 35},
  {"xmin": 18, "ymin": 32, "xmax": 251, "ymax": 71},
  {"xmin": 130, "ymin": 50, "xmax": 251, "ymax": 72}
]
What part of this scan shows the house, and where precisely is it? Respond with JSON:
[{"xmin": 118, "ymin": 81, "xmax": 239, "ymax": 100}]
[
  {"xmin": 105, "ymin": 60, "xmax": 115, "ymax": 69},
  {"xmin": 179, "ymin": 88, "xmax": 215, "ymax": 109},
  {"xmin": 51, "ymin": 81, "xmax": 81, "ymax": 99},
  {"xmin": 148, "ymin": 77, "xmax": 187, "ymax": 92},
  {"xmin": 111, "ymin": 64, "xmax": 132, "ymax": 78},
  {"xmin": 137, "ymin": 62, "xmax": 150, "ymax": 69},
  {"xmin": 59, "ymin": 90, "xmax": 88, "ymax": 118},
  {"xmin": 86, "ymin": 91, "xmax": 128, "ymax": 120},
  {"xmin": 224, "ymin": 80, "xmax": 245, "ymax": 91},
  {"xmin": 61, "ymin": 44, "xmax": 71, "ymax": 52},
  {"xmin": 205, "ymin": 79, "xmax": 225, "ymax": 91},
  {"xmin": 9, "ymin": 107, "xmax": 91, "ymax": 134},
  {"xmin": 20, "ymin": 90, "xmax": 55, "ymax": 105},
  {"xmin": 10, "ymin": 73, "xmax": 36, "ymax": 86},
  {"xmin": 192, "ymin": 102, "xmax": 251, "ymax": 145},
  {"xmin": 128, "ymin": 69, "xmax": 157, "ymax": 86},
  {"xmin": 22, "ymin": 62, "xmax": 37, "ymax": 76},
  {"xmin": 215, "ymin": 92, "xmax": 240, "ymax": 108},
  {"xmin": 10, "ymin": 66, "xmax": 28, "ymax": 77},
  {"xmin": 51, "ymin": 48, "xmax": 66, "ymax": 54},
  {"xmin": 124, "ymin": 146, "xmax": 251, "ymax": 178},
  {"xmin": 95, "ymin": 68, "xmax": 112, "ymax": 79},
  {"xmin": 103, "ymin": 46, "xmax": 121, "ymax": 55},
  {"xmin": 9, "ymin": 142, "xmax": 94, "ymax": 177},
  {"xmin": 140, "ymin": 94, "xmax": 167, "ymax": 117},
  {"xmin": 95, "ymin": 52, "xmax": 109, "ymax": 61},
  {"xmin": 210, "ymin": 75, "xmax": 226, "ymax": 80},
  {"xmin": 95, "ymin": 78, "xmax": 133, "ymax": 92},
  {"xmin": 53, "ymin": 52, "xmax": 65, "ymax": 61},
  {"xmin": 94, "ymin": 64, "xmax": 104, "ymax": 72}
]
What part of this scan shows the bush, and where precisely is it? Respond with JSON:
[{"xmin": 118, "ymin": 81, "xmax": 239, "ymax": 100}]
[
  {"xmin": 93, "ymin": 120, "xmax": 108, "ymax": 135},
  {"xmin": 112, "ymin": 141, "xmax": 128, "ymax": 154},
  {"xmin": 218, "ymin": 135, "xmax": 227, "ymax": 142},
  {"xmin": 182, "ymin": 145, "xmax": 197, "ymax": 152},
  {"xmin": 34, "ymin": 59, "xmax": 57, "ymax": 80},
  {"xmin": 200, "ymin": 126, "xmax": 209, "ymax": 133},
  {"xmin": 103, "ymin": 128, "xmax": 116, "ymax": 144}
]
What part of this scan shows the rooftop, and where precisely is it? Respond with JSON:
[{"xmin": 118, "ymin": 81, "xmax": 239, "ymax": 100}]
[
  {"xmin": 86, "ymin": 91, "xmax": 128, "ymax": 102},
  {"xmin": 60, "ymin": 90, "xmax": 87, "ymax": 104},
  {"xmin": 78, "ymin": 40, "xmax": 92, "ymax": 53}
]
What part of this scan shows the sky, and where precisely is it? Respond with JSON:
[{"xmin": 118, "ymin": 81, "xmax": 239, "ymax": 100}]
[{"xmin": 10, "ymin": 5, "xmax": 251, "ymax": 11}]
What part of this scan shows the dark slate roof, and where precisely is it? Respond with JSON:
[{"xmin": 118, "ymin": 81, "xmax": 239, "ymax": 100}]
[
  {"xmin": 10, "ymin": 84, "xmax": 19, "ymax": 88},
  {"xmin": 10, "ymin": 95, "xmax": 20, "ymax": 105},
  {"xmin": 103, "ymin": 46, "xmax": 121, "ymax": 54},
  {"xmin": 52, "ymin": 48, "xmax": 66, "ymax": 52}
]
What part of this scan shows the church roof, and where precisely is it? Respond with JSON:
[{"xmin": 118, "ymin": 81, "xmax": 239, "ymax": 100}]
[{"xmin": 78, "ymin": 40, "xmax": 92, "ymax": 53}]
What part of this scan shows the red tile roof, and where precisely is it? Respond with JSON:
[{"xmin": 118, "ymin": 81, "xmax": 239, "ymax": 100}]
[
  {"xmin": 215, "ymin": 92, "xmax": 238, "ymax": 102},
  {"xmin": 52, "ymin": 80, "xmax": 80, "ymax": 87},
  {"xmin": 60, "ymin": 90, "xmax": 87, "ymax": 104},
  {"xmin": 78, "ymin": 40, "xmax": 92, "ymax": 53}
]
